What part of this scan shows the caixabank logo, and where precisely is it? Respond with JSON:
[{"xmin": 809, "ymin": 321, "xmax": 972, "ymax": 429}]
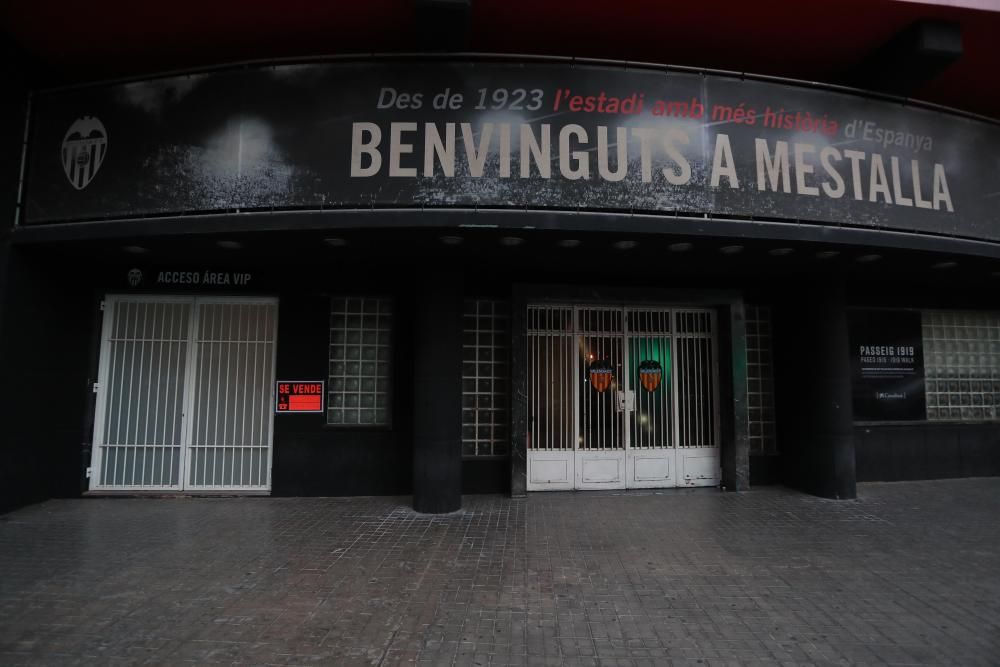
[{"xmin": 61, "ymin": 116, "xmax": 107, "ymax": 190}]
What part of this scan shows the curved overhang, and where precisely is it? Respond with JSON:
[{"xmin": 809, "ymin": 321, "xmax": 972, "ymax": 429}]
[
  {"xmin": 15, "ymin": 55, "xmax": 1000, "ymax": 258},
  {"xmin": 13, "ymin": 208, "xmax": 1000, "ymax": 263}
]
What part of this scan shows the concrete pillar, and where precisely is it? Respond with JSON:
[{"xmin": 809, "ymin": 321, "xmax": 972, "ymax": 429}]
[
  {"xmin": 412, "ymin": 271, "xmax": 463, "ymax": 513},
  {"xmin": 720, "ymin": 301, "xmax": 751, "ymax": 491},
  {"xmin": 509, "ymin": 288, "xmax": 527, "ymax": 497}
]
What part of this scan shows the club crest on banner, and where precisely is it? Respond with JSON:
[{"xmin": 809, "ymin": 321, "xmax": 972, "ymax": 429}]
[
  {"xmin": 588, "ymin": 359, "xmax": 615, "ymax": 393},
  {"xmin": 61, "ymin": 116, "xmax": 108, "ymax": 190},
  {"xmin": 127, "ymin": 268, "xmax": 143, "ymax": 287},
  {"xmin": 638, "ymin": 360, "xmax": 663, "ymax": 392}
]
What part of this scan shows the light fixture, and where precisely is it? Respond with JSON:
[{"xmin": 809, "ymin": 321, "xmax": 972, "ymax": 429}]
[
  {"xmin": 669, "ymin": 242, "xmax": 693, "ymax": 252},
  {"xmin": 122, "ymin": 245, "xmax": 148, "ymax": 254},
  {"xmin": 768, "ymin": 247, "xmax": 794, "ymax": 256},
  {"xmin": 557, "ymin": 239, "xmax": 581, "ymax": 248},
  {"xmin": 324, "ymin": 237, "xmax": 348, "ymax": 247},
  {"xmin": 500, "ymin": 236, "xmax": 524, "ymax": 247},
  {"xmin": 816, "ymin": 250, "xmax": 840, "ymax": 260},
  {"xmin": 440, "ymin": 235, "xmax": 463, "ymax": 245},
  {"xmin": 931, "ymin": 261, "xmax": 957, "ymax": 270},
  {"xmin": 719, "ymin": 245, "xmax": 744, "ymax": 255},
  {"xmin": 856, "ymin": 254, "xmax": 882, "ymax": 263},
  {"xmin": 613, "ymin": 240, "xmax": 637, "ymax": 250},
  {"xmin": 216, "ymin": 240, "xmax": 243, "ymax": 250}
]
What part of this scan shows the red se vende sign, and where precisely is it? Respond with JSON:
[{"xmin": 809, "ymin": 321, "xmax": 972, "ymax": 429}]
[{"xmin": 276, "ymin": 380, "xmax": 325, "ymax": 414}]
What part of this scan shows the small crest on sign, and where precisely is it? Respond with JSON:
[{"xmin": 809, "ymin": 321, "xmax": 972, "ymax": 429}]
[
  {"xmin": 62, "ymin": 116, "xmax": 108, "ymax": 190},
  {"xmin": 127, "ymin": 268, "xmax": 143, "ymax": 287}
]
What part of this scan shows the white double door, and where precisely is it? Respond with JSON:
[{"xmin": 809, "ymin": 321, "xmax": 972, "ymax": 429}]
[
  {"xmin": 527, "ymin": 306, "xmax": 720, "ymax": 491},
  {"xmin": 89, "ymin": 295, "xmax": 279, "ymax": 493}
]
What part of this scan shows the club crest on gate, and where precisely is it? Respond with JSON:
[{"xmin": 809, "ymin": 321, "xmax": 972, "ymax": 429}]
[
  {"xmin": 638, "ymin": 360, "xmax": 662, "ymax": 392},
  {"xmin": 61, "ymin": 116, "xmax": 108, "ymax": 190},
  {"xmin": 588, "ymin": 359, "xmax": 614, "ymax": 393}
]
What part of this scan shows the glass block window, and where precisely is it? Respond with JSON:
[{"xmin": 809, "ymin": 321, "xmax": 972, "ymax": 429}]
[
  {"xmin": 328, "ymin": 297, "xmax": 392, "ymax": 426},
  {"xmin": 462, "ymin": 300, "xmax": 510, "ymax": 457},
  {"xmin": 746, "ymin": 305, "xmax": 778, "ymax": 455},
  {"xmin": 923, "ymin": 311, "xmax": 1000, "ymax": 422}
]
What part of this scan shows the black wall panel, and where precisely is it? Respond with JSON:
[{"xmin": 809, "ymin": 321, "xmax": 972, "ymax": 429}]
[
  {"xmin": 0, "ymin": 249, "xmax": 93, "ymax": 513},
  {"xmin": 749, "ymin": 455, "xmax": 781, "ymax": 485},
  {"xmin": 772, "ymin": 280, "xmax": 857, "ymax": 499},
  {"xmin": 271, "ymin": 290, "xmax": 415, "ymax": 497},
  {"xmin": 462, "ymin": 460, "xmax": 509, "ymax": 495},
  {"xmin": 855, "ymin": 423, "xmax": 1000, "ymax": 481}
]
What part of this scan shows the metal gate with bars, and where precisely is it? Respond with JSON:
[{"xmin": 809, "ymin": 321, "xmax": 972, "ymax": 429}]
[
  {"xmin": 89, "ymin": 296, "xmax": 279, "ymax": 493},
  {"xmin": 527, "ymin": 305, "xmax": 720, "ymax": 490}
]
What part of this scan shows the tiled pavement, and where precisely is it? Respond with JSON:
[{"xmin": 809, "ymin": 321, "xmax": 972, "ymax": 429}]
[{"xmin": 1, "ymin": 480, "xmax": 999, "ymax": 666}]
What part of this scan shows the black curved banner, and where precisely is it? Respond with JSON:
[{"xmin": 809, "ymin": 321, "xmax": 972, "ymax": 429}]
[{"xmin": 23, "ymin": 60, "xmax": 1000, "ymax": 242}]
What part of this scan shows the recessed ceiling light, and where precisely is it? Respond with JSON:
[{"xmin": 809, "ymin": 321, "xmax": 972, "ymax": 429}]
[
  {"xmin": 856, "ymin": 254, "xmax": 882, "ymax": 263},
  {"xmin": 719, "ymin": 245, "xmax": 744, "ymax": 255},
  {"xmin": 669, "ymin": 242, "xmax": 693, "ymax": 252},
  {"xmin": 122, "ymin": 245, "xmax": 148, "ymax": 254},
  {"xmin": 440, "ymin": 235, "xmax": 463, "ymax": 245},
  {"xmin": 769, "ymin": 247, "xmax": 794, "ymax": 256},
  {"xmin": 324, "ymin": 237, "xmax": 348, "ymax": 247},
  {"xmin": 216, "ymin": 240, "xmax": 243, "ymax": 250},
  {"xmin": 500, "ymin": 236, "xmax": 524, "ymax": 247},
  {"xmin": 816, "ymin": 250, "xmax": 840, "ymax": 259},
  {"xmin": 931, "ymin": 261, "xmax": 957, "ymax": 270},
  {"xmin": 613, "ymin": 240, "xmax": 638, "ymax": 250},
  {"xmin": 557, "ymin": 239, "xmax": 582, "ymax": 248}
]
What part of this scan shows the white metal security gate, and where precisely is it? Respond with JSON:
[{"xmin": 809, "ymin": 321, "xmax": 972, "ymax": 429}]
[
  {"xmin": 577, "ymin": 308, "xmax": 626, "ymax": 488},
  {"xmin": 627, "ymin": 308, "xmax": 676, "ymax": 488},
  {"xmin": 89, "ymin": 296, "xmax": 278, "ymax": 492},
  {"xmin": 525, "ymin": 306, "xmax": 576, "ymax": 490},
  {"xmin": 527, "ymin": 305, "xmax": 720, "ymax": 491}
]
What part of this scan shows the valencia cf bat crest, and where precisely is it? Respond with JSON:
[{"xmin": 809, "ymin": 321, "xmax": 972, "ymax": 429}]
[
  {"xmin": 588, "ymin": 359, "xmax": 615, "ymax": 392},
  {"xmin": 62, "ymin": 116, "xmax": 108, "ymax": 190},
  {"xmin": 638, "ymin": 360, "xmax": 663, "ymax": 392}
]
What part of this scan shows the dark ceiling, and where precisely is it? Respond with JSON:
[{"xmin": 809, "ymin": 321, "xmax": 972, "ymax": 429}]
[
  {"xmin": 27, "ymin": 227, "xmax": 1000, "ymax": 298},
  {"xmin": 2, "ymin": 0, "xmax": 1000, "ymax": 118}
]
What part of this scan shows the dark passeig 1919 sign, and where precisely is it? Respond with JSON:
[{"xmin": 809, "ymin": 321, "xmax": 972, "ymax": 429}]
[
  {"xmin": 24, "ymin": 60, "xmax": 1000, "ymax": 242},
  {"xmin": 849, "ymin": 310, "xmax": 926, "ymax": 421}
]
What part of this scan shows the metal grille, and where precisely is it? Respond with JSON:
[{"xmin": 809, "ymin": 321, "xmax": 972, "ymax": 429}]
[
  {"xmin": 675, "ymin": 310, "xmax": 720, "ymax": 448},
  {"xmin": 627, "ymin": 309, "xmax": 672, "ymax": 449},
  {"xmin": 923, "ymin": 310, "xmax": 1000, "ymax": 422},
  {"xmin": 95, "ymin": 298, "xmax": 190, "ymax": 489},
  {"xmin": 92, "ymin": 296, "xmax": 278, "ymax": 492},
  {"xmin": 526, "ymin": 305, "xmax": 574, "ymax": 450},
  {"xmin": 328, "ymin": 297, "xmax": 393, "ymax": 426},
  {"xmin": 746, "ymin": 305, "xmax": 778, "ymax": 455},
  {"xmin": 462, "ymin": 299, "xmax": 510, "ymax": 457},
  {"xmin": 186, "ymin": 301, "xmax": 278, "ymax": 490},
  {"xmin": 578, "ymin": 308, "xmax": 625, "ymax": 451}
]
